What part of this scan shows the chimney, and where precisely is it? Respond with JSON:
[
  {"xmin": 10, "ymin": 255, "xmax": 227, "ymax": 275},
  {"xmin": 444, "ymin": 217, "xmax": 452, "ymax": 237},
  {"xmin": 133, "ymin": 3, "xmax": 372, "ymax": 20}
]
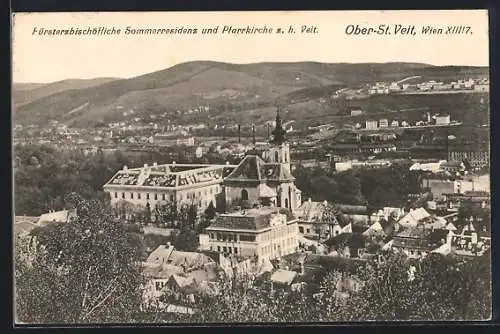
[
  {"xmin": 308, "ymin": 198, "xmax": 312, "ymax": 203},
  {"xmin": 123, "ymin": 165, "xmax": 128, "ymax": 171},
  {"xmin": 238, "ymin": 124, "xmax": 241, "ymax": 143},
  {"xmin": 153, "ymin": 162, "xmax": 157, "ymax": 166},
  {"xmin": 252, "ymin": 124, "xmax": 256, "ymax": 145},
  {"xmin": 144, "ymin": 164, "xmax": 148, "ymax": 168}
]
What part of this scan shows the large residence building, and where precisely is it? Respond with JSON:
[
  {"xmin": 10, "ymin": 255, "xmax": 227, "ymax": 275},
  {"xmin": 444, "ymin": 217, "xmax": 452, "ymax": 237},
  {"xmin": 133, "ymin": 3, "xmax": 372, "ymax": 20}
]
[{"xmin": 103, "ymin": 162, "xmax": 236, "ymax": 212}]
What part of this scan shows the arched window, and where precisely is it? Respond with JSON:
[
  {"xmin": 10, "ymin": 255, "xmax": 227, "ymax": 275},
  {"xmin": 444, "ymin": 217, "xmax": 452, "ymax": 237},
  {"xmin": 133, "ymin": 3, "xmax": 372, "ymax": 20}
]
[
  {"xmin": 275, "ymin": 151, "xmax": 279, "ymax": 162},
  {"xmin": 241, "ymin": 189, "xmax": 249, "ymax": 201}
]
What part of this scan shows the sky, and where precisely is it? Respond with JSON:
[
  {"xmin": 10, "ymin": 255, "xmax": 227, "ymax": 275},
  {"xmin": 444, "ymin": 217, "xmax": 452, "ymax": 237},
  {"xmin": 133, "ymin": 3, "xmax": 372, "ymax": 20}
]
[{"xmin": 12, "ymin": 10, "xmax": 489, "ymax": 83}]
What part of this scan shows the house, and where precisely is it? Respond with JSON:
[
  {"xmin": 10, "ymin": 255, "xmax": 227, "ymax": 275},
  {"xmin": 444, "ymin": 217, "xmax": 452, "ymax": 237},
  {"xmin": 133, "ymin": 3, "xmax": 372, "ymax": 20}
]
[
  {"xmin": 397, "ymin": 208, "xmax": 432, "ymax": 228},
  {"xmin": 449, "ymin": 223, "xmax": 491, "ymax": 257},
  {"xmin": 365, "ymin": 120, "xmax": 378, "ymax": 130},
  {"xmin": 142, "ymin": 245, "xmax": 221, "ymax": 309},
  {"xmin": 324, "ymin": 232, "xmax": 367, "ymax": 258},
  {"xmin": 409, "ymin": 160, "xmax": 445, "ymax": 173},
  {"xmin": 146, "ymin": 244, "xmax": 215, "ymax": 270},
  {"xmin": 379, "ymin": 119, "xmax": 389, "ymax": 128},
  {"xmin": 37, "ymin": 209, "xmax": 77, "ymax": 226},
  {"xmin": 440, "ymin": 161, "xmax": 466, "ymax": 174},
  {"xmin": 295, "ymin": 199, "xmax": 332, "ymax": 240},
  {"xmin": 390, "ymin": 225, "xmax": 449, "ymax": 259},
  {"xmin": 435, "ymin": 115, "xmax": 451, "ymax": 126}
]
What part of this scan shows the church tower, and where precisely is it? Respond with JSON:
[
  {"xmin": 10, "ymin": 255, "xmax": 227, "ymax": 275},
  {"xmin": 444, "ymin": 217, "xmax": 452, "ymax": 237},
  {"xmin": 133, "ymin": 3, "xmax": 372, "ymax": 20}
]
[{"xmin": 264, "ymin": 107, "xmax": 291, "ymax": 171}]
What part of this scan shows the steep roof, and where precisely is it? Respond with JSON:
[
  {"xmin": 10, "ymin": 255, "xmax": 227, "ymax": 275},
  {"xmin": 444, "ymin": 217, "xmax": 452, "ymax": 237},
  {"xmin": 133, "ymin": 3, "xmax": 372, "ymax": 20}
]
[
  {"xmin": 146, "ymin": 245, "xmax": 214, "ymax": 269},
  {"xmin": 296, "ymin": 201, "xmax": 327, "ymax": 222},
  {"xmin": 224, "ymin": 155, "xmax": 295, "ymax": 183},
  {"xmin": 225, "ymin": 155, "xmax": 265, "ymax": 181},
  {"xmin": 398, "ymin": 208, "xmax": 431, "ymax": 227},
  {"xmin": 142, "ymin": 262, "xmax": 184, "ymax": 279}
]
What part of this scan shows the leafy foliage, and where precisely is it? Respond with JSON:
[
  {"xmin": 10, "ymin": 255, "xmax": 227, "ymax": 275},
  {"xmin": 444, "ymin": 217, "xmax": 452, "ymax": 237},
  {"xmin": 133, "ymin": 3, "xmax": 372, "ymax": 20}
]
[{"xmin": 15, "ymin": 197, "xmax": 145, "ymax": 324}]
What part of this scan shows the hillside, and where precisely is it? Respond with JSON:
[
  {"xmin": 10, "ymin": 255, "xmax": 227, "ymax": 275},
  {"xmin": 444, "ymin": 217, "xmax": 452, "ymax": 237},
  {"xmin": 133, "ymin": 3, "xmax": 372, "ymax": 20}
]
[
  {"xmin": 12, "ymin": 61, "xmax": 488, "ymax": 127},
  {"xmin": 12, "ymin": 77, "xmax": 121, "ymax": 107}
]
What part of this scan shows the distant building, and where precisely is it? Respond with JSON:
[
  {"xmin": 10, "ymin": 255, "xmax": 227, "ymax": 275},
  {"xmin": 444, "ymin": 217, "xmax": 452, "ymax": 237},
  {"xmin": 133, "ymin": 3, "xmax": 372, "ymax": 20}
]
[
  {"xmin": 295, "ymin": 199, "xmax": 332, "ymax": 240},
  {"xmin": 448, "ymin": 151, "xmax": 489, "ymax": 169},
  {"xmin": 474, "ymin": 83, "xmax": 489, "ymax": 92},
  {"xmin": 365, "ymin": 120, "xmax": 378, "ymax": 130},
  {"xmin": 349, "ymin": 107, "xmax": 363, "ymax": 117},
  {"xmin": 391, "ymin": 120, "xmax": 400, "ymax": 127},
  {"xmin": 390, "ymin": 226, "xmax": 449, "ymax": 259},
  {"xmin": 195, "ymin": 147, "xmax": 204, "ymax": 159},
  {"xmin": 378, "ymin": 119, "xmax": 389, "ymax": 128},
  {"xmin": 435, "ymin": 115, "xmax": 451, "ymax": 126}
]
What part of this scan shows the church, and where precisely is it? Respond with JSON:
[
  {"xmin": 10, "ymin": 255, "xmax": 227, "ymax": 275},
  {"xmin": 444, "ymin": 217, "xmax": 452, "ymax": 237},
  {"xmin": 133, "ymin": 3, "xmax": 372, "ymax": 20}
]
[
  {"xmin": 201, "ymin": 108, "xmax": 302, "ymax": 260},
  {"xmin": 103, "ymin": 107, "xmax": 302, "ymax": 218},
  {"xmin": 223, "ymin": 107, "xmax": 302, "ymax": 212}
]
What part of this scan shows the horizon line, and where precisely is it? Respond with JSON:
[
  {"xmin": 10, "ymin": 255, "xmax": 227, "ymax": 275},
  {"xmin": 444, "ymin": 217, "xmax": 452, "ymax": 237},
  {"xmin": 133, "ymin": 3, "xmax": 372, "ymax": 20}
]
[{"xmin": 13, "ymin": 60, "xmax": 490, "ymax": 85}]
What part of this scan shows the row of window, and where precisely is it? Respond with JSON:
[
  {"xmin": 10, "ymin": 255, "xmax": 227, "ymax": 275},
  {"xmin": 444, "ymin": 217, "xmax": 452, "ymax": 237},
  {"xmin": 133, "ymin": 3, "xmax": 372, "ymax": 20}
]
[
  {"xmin": 210, "ymin": 233, "xmax": 257, "ymax": 242},
  {"xmin": 113, "ymin": 185, "xmax": 221, "ymax": 202},
  {"xmin": 215, "ymin": 246, "xmax": 239, "ymax": 254},
  {"xmin": 114, "ymin": 192, "xmax": 174, "ymax": 201},
  {"xmin": 260, "ymin": 237, "xmax": 296, "ymax": 256}
]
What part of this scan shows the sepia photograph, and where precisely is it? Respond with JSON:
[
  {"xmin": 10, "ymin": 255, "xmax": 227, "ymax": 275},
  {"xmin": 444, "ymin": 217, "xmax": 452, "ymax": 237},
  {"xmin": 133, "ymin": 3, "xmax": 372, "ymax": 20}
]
[{"xmin": 11, "ymin": 10, "xmax": 491, "ymax": 324}]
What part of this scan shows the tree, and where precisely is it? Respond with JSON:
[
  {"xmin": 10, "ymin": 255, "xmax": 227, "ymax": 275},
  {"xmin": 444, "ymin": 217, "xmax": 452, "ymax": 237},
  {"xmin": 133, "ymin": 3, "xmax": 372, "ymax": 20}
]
[
  {"xmin": 205, "ymin": 201, "xmax": 216, "ymax": 220},
  {"xmin": 340, "ymin": 251, "xmax": 491, "ymax": 321},
  {"xmin": 15, "ymin": 197, "xmax": 145, "ymax": 324}
]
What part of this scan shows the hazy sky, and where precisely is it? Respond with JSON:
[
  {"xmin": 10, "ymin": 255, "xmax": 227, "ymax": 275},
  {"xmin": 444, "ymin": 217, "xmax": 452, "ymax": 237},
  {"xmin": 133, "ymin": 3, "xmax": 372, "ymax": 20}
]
[{"xmin": 12, "ymin": 10, "xmax": 489, "ymax": 83}]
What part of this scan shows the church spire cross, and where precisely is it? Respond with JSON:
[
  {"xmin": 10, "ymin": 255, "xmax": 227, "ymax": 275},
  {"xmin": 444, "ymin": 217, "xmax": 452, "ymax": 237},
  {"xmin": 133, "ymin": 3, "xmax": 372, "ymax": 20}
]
[{"xmin": 271, "ymin": 106, "xmax": 286, "ymax": 144}]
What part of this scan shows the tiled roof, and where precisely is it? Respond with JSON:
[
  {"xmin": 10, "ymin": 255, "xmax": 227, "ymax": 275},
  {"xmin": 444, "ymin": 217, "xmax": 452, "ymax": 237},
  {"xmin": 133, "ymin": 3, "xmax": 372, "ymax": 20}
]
[
  {"xmin": 225, "ymin": 155, "xmax": 264, "ymax": 181},
  {"xmin": 146, "ymin": 245, "xmax": 214, "ymax": 269},
  {"xmin": 143, "ymin": 173, "xmax": 177, "ymax": 187},
  {"xmin": 296, "ymin": 201, "xmax": 327, "ymax": 222},
  {"xmin": 105, "ymin": 164, "xmax": 236, "ymax": 188},
  {"xmin": 108, "ymin": 171, "xmax": 140, "ymax": 185},
  {"xmin": 209, "ymin": 210, "xmax": 274, "ymax": 231},
  {"xmin": 391, "ymin": 227, "xmax": 447, "ymax": 250},
  {"xmin": 225, "ymin": 155, "xmax": 295, "ymax": 182},
  {"xmin": 398, "ymin": 208, "xmax": 431, "ymax": 226},
  {"xmin": 142, "ymin": 262, "xmax": 184, "ymax": 279}
]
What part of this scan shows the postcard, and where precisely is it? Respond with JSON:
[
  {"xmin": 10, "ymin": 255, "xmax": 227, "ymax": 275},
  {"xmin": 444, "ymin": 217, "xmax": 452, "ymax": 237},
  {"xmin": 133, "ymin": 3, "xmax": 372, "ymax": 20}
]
[{"xmin": 12, "ymin": 10, "xmax": 490, "ymax": 324}]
